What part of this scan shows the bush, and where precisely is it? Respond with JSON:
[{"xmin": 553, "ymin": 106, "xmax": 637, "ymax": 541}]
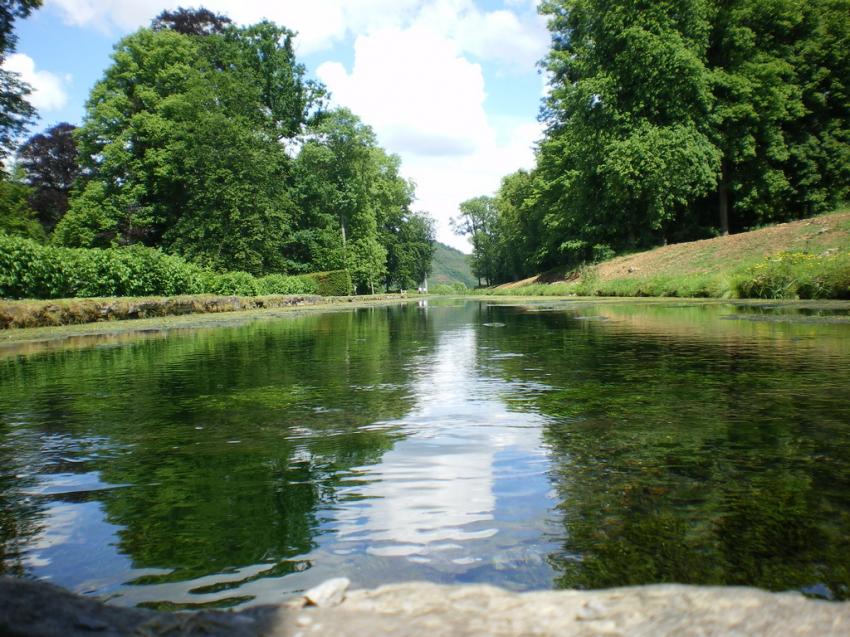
[
  {"xmin": 257, "ymin": 273, "xmax": 319, "ymax": 295},
  {"xmin": 734, "ymin": 251, "xmax": 850, "ymax": 299},
  {"xmin": 0, "ymin": 234, "xmax": 335, "ymax": 300},
  {"xmin": 299, "ymin": 269, "xmax": 352, "ymax": 296}
]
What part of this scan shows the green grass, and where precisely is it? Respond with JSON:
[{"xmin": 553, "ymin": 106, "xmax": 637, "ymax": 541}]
[
  {"xmin": 472, "ymin": 251, "xmax": 850, "ymax": 300},
  {"xmin": 466, "ymin": 211, "xmax": 850, "ymax": 300}
]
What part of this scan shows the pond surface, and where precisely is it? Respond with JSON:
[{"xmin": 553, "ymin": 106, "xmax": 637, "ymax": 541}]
[{"xmin": 2, "ymin": 299, "xmax": 850, "ymax": 608}]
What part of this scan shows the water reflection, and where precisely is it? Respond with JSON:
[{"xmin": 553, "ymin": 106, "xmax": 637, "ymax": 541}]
[
  {"xmin": 326, "ymin": 322, "xmax": 556, "ymax": 583},
  {"xmin": 2, "ymin": 300, "xmax": 850, "ymax": 606}
]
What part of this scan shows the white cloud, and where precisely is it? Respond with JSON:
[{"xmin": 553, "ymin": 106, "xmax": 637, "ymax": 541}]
[
  {"xmin": 45, "ymin": 0, "xmax": 421, "ymax": 53},
  {"xmin": 417, "ymin": 0, "xmax": 547, "ymax": 70},
  {"xmin": 45, "ymin": 0, "xmax": 547, "ymax": 65},
  {"xmin": 317, "ymin": 26, "xmax": 491, "ymax": 157},
  {"xmin": 402, "ymin": 118, "xmax": 542, "ymax": 250},
  {"xmin": 2, "ymin": 53, "xmax": 70, "ymax": 111}
]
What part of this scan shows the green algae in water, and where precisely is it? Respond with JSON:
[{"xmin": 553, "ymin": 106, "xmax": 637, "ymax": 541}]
[{"xmin": 1, "ymin": 300, "xmax": 850, "ymax": 608}]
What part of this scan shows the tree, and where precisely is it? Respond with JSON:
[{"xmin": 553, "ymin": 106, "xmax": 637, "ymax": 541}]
[
  {"xmin": 708, "ymin": 0, "xmax": 850, "ymax": 232},
  {"xmin": 0, "ymin": 170, "xmax": 42, "ymax": 240},
  {"xmin": 382, "ymin": 207, "xmax": 435, "ymax": 290},
  {"xmin": 452, "ymin": 196, "xmax": 499, "ymax": 287},
  {"xmin": 55, "ymin": 23, "xmax": 319, "ymax": 274},
  {"xmin": 18, "ymin": 122, "xmax": 78, "ymax": 232},
  {"xmin": 492, "ymin": 169, "xmax": 542, "ymax": 281},
  {"xmin": 151, "ymin": 6, "xmax": 231, "ymax": 35},
  {"xmin": 516, "ymin": 0, "xmax": 850, "ymax": 272},
  {"xmin": 292, "ymin": 109, "xmax": 405, "ymax": 293},
  {"xmin": 0, "ymin": 0, "xmax": 41, "ymax": 165},
  {"xmin": 538, "ymin": 0, "xmax": 720, "ymax": 262}
]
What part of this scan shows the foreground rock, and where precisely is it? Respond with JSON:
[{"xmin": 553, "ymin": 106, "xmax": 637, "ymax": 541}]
[{"xmin": 1, "ymin": 576, "xmax": 848, "ymax": 637}]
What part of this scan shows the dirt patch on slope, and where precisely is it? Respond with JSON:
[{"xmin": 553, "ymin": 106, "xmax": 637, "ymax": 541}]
[{"xmin": 594, "ymin": 211, "xmax": 850, "ymax": 282}]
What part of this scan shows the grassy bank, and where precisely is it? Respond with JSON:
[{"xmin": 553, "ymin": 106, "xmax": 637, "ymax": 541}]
[
  {"xmin": 485, "ymin": 210, "xmax": 850, "ymax": 299},
  {"xmin": 0, "ymin": 293, "xmax": 409, "ymax": 330}
]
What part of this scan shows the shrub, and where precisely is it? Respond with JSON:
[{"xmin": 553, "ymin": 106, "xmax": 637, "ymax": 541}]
[
  {"xmin": 299, "ymin": 269, "xmax": 352, "ymax": 296},
  {"xmin": 0, "ymin": 234, "xmax": 338, "ymax": 300},
  {"xmin": 256, "ymin": 273, "xmax": 319, "ymax": 295},
  {"xmin": 734, "ymin": 251, "xmax": 850, "ymax": 299}
]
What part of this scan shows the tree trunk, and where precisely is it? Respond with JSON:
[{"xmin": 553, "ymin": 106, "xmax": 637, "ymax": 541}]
[{"xmin": 718, "ymin": 176, "xmax": 729, "ymax": 236}]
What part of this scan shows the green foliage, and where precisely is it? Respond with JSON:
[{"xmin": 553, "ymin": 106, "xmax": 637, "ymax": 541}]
[
  {"xmin": 0, "ymin": 233, "xmax": 321, "ymax": 299},
  {"xmin": 291, "ymin": 108, "xmax": 433, "ymax": 292},
  {"xmin": 452, "ymin": 196, "xmax": 499, "ymax": 285},
  {"xmin": 46, "ymin": 22, "xmax": 432, "ymax": 292},
  {"xmin": 298, "ymin": 269, "xmax": 352, "ymax": 297},
  {"xmin": 430, "ymin": 282, "xmax": 470, "ymax": 295},
  {"xmin": 734, "ymin": 251, "xmax": 850, "ymax": 299},
  {"xmin": 256, "ymin": 273, "xmax": 319, "ymax": 296},
  {"xmin": 463, "ymin": 0, "xmax": 850, "ymax": 288},
  {"xmin": 55, "ymin": 23, "xmax": 318, "ymax": 275},
  {"xmin": 0, "ymin": 178, "xmax": 43, "ymax": 241},
  {"xmin": 428, "ymin": 242, "xmax": 476, "ymax": 289}
]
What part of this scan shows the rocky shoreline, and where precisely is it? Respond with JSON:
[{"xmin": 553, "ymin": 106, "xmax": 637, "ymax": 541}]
[{"xmin": 2, "ymin": 576, "xmax": 848, "ymax": 637}]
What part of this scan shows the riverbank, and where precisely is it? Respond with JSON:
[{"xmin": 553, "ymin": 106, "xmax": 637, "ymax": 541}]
[
  {"xmin": 488, "ymin": 210, "xmax": 850, "ymax": 299},
  {"xmin": 0, "ymin": 295, "xmax": 417, "ymax": 357},
  {"xmin": 0, "ymin": 293, "xmax": 411, "ymax": 331},
  {"xmin": 2, "ymin": 576, "xmax": 848, "ymax": 637}
]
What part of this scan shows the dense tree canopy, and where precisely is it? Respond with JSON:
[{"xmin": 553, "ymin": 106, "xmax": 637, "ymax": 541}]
[
  {"xmin": 455, "ymin": 0, "xmax": 850, "ymax": 285},
  {"xmin": 292, "ymin": 108, "xmax": 433, "ymax": 292},
  {"xmin": 18, "ymin": 122, "xmax": 78, "ymax": 232},
  {"xmin": 48, "ymin": 16, "xmax": 433, "ymax": 288},
  {"xmin": 151, "ymin": 6, "xmax": 231, "ymax": 35},
  {"xmin": 54, "ymin": 24, "xmax": 314, "ymax": 273}
]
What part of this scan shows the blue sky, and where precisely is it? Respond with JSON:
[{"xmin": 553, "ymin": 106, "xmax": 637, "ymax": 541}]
[{"xmin": 8, "ymin": 0, "xmax": 550, "ymax": 251}]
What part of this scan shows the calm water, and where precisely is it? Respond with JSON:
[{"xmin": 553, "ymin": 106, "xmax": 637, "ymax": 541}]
[{"xmin": 1, "ymin": 299, "xmax": 850, "ymax": 609}]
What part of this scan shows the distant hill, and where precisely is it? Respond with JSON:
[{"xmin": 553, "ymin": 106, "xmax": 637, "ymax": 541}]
[{"xmin": 428, "ymin": 242, "xmax": 477, "ymax": 288}]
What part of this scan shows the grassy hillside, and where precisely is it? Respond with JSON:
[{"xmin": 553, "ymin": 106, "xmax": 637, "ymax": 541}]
[
  {"xmin": 491, "ymin": 210, "xmax": 850, "ymax": 299},
  {"xmin": 428, "ymin": 242, "xmax": 477, "ymax": 288}
]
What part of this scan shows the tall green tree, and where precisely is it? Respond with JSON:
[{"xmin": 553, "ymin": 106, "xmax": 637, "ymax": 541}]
[
  {"xmin": 708, "ymin": 0, "xmax": 850, "ymax": 232},
  {"xmin": 492, "ymin": 169, "xmax": 542, "ymax": 281},
  {"xmin": 0, "ymin": 0, "xmax": 40, "ymax": 166},
  {"xmin": 492, "ymin": 0, "xmax": 850, "ymax": 279},
  {"xmin": 18, "ymin": 122, "xmax": 78, "ymax": 233},
  {"xmin": 538, "ymin": 0, "xmax": 720, "ymax": 263},
  {"xmin": 452, "ymin": 196, "xmax": 500, "ymax": 286},
  {"xmin": 382, "ymin": 208, "xmax": 436, "ymax": 290},
  {"xmin": 55, "ymin": 22, "xmax": 319, "ymax": 274},
  {"xmin": 292, "ymin": 109, "xmax": 432, "ymax": 293}
]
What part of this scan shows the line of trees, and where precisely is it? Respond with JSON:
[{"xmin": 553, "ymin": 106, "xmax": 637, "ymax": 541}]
[
  {"xmin": 455, "ymin": 0, "xmax": 850, "ymax": 286},
  {"xmin": 0, "ymin": 5, "xmax": 435, "ymax": 294}
]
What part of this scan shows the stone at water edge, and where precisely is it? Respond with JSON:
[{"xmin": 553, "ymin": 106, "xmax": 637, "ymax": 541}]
[
  {"xmin": 2, "ymin": 576, "xmax": 850, "ymax": 636},
  {"xmin": 303, "ymin": 577, "xmax": 350, "ymax": 607}
]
